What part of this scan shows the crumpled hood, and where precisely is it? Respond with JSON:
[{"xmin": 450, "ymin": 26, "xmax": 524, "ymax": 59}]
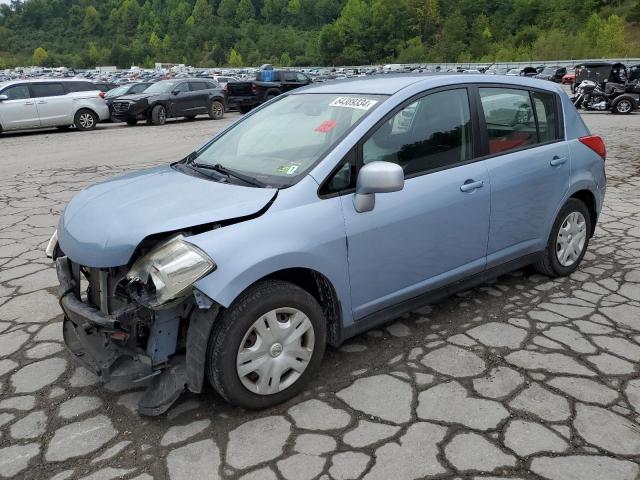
[{"xmin": 58, "ymin": 165, "xmax": 276, "ymax": 267}]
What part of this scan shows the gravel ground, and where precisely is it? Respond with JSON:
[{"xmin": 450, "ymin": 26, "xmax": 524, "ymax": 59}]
[{"xmin": 0, "ymin": 110, "xmax": 639, "ymax": 480}]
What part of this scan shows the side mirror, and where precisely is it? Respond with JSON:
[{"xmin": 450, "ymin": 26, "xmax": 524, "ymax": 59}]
[
  {"xmin": 353, "ymin": 161, "xmax": 404, "ymax": 213},
  {"xmin": 172, "ymin": 90, "xmax": 180, "ymax": 95},
  {"xmin": 0, "ymin": 95, "xmax": 8, "ymax": 102}
]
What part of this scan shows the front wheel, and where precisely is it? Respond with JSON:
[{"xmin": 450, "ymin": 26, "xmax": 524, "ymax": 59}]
[
  {"xmin": 208, "ymin": 100, "xmax": 224, "ymax": 120},
  {"xmin": 74, "ymin": 109, "xmax": 97, "ymax": 131},
  {"xmin": 150, "ymin": 105, "xmax": 167, "ymax": 125},
  {"xmin": 206, "ymin": 280, "xmax": 326, "ymax": 409},
  {"xmin": 534, "ymin": 198, "xmax": 591, "ymax": 277},
  {"xmin": 612, "ymin": 98, "xmax": 633, "ymax": 115}
]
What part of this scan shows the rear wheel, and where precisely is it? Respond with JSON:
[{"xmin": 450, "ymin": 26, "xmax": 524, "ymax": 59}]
[
  {"xmin": 534, "ymin": 198, "xmax": 591, "ymax": 277},
  {"xmin": 612, "ymin": 98, "xmax": 633, "ymax": 115},
  {"xmin": 150, "ymin": 105, "xmax": 167, "ymax": 125},
  {"xmin": 74, "ymin": 109, "xmax": 97, "ymax": 131},
  {"xmin": 206, "ymin": 280, "xmax": 326, "ymax": 409},
  {"xmin": 208, "ymin": 100, "xmax": 224, "ymax": 120}
]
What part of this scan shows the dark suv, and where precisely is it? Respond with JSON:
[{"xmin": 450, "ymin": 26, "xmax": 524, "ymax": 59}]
[{"xmin": 111, "ymin": 79, "xmax": 226, "ymax": 126}]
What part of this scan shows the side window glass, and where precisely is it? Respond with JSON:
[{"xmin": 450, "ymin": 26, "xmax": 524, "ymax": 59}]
[
  {"xmin": 2, "ymin": 85, "xmax": 30, "ymax": 100},
  {"xmin": 175, "ymin": 82, "xmax": 189, "ymax": 93},
  {"xmin": 479, "ymin": 88, "xmax": 536, "ymax": 154},
  {"xmin": 31, "ymin": 83, "xmax": 65, "ymax": 98},
  {"xmin": 132, "ymin": 84, "xmax": 147, "ymax": 93},
  {"xmin": 363, "ymin": 89, "xmax": 472, "ymax": 176},
  {"xmin": 284, "ymin": 72, "xmax": 297, "ymax": 82},
  {"xmin": 320, "ymin": 150, "xmax": 356, "ymax": 195},
  {"xmin": 532, "ymin": 91, "xmax": 559, "ymax": 143},
  {"xmin": 296, "ymin": 73, "xmax": 308, "ymax": 83}
]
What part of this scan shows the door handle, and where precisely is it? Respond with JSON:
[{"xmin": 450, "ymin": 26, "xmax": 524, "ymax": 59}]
[
  {"xmin": 550, "ymin": 156, "xmax": 567, "ymax": 166},
  {"xmin": 460, "ymin": 179, "xmax": 484, "ymax": 192}
]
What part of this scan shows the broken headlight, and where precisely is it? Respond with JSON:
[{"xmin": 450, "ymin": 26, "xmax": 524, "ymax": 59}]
[{"xmin": 126, "ymin": 236, "xmax": 215, "ymax": 307}]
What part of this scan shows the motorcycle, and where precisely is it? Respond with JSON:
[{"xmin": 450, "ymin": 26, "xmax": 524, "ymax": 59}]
[{"xmin": 572, "ymin": 79, "xmax": 640, "ymax": 114}]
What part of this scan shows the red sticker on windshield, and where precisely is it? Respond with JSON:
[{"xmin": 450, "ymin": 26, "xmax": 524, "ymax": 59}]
[{"xmin": 315, "ymin": 120, "xmax": 337, "ymax": 133}]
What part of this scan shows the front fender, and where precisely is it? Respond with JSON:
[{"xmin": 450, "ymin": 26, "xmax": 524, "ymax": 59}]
[{"xmin": 188, "ymin": 177, "xmax": 354, "ymax": 327}]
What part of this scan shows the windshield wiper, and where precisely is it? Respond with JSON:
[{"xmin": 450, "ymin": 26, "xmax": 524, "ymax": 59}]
[{"xmin": 193, "ymin": 163, "xmax": 267, "ymax": 188}]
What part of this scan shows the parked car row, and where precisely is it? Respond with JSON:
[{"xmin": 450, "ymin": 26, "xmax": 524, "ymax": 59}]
[{"xmin": 0, "ymin": 78, "xmax": 227, "ymax": 134}]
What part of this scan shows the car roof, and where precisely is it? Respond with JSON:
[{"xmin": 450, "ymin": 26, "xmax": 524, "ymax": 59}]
[{"xmin": 293, "ymin": 74, "xmax": 562, "ymax": 96}]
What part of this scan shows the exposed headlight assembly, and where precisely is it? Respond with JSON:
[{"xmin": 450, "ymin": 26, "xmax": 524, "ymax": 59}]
[{"xmin": 126, "ymin": 236, "xmax": 215, "ymax": 307}]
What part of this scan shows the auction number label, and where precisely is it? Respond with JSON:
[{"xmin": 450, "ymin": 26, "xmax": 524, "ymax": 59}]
[{"xmin": 329, "ymin": 97, "xmax": 378, "ymax": 110}]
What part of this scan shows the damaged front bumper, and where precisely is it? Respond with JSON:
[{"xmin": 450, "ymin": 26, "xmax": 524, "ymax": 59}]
[{"xmin": 56, "ymin": 256, "xmax": 217, "ymax": 416}]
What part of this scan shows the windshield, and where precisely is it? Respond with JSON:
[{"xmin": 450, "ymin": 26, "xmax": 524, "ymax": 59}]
[
  {"xmin": 193, "ymin": 93, "xmax": 386, "ymax": 187},
  {"xmin": 144, "ymin": 81, "xmax": 178, "ymax": 94},
  {"xmin": 541, "ymin": 67, "xmax": 560, "ymax": 74},
  {"xmin": 105, "ymin": 85, "xmax": 128, "ymax": 98}
]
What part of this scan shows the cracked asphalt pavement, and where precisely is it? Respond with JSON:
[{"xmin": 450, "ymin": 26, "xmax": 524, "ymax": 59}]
[{"xmin": 0, "ymin": 111, "xmax": 639, "ymax": 480}]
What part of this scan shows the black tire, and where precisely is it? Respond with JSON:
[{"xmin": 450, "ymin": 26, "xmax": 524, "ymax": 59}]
[
  {"xmin": 612, "ymin": 98, "xmax": 633, "ymax": 115},
  {"xmin": 208, "ymin": 100, "xmax": 224, "ymax": 120},
  {"xmin": 126, "ymin": 119, "xmax": 138, "ymax": 126},
  {"xmin": 150, "ymin": 105, "xmax": 167, "ymax": 125},
  {"xmin": 73, "ymin": 109, "xmax": 98, "ymax": 131},
  {"xmin": 265, "ymin": 94, "xmax": 277, "ymax": 102},
  {"xmin": 238, "ymin": 105, "xmax": 252, "ymax": 114},
  {"xmin": 534, "ymin": 198, "xmax": 591, "ymax": 277},
  {"xmin": 206, "ymin": 280, "xmax": 327, "ymax": 409}
]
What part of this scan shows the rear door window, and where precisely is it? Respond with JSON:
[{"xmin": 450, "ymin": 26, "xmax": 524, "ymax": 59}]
[
  {"xmin": 2, "ymin": 84, "xmax": 30, "ymax": 100},
  {"xmin": 479, "ymin": 88, "xmax": 537, "ymax": 154},
  {"xmin": 31, "ymin": 83, "xmax": 65, "ymax": 98},
  {"xmin": 190, "ymin": 81, "xmax": 208, "ymax": 91},
  {"xmin": 532, "ymin": 91, "xmax": 560, "ymax": 143}
]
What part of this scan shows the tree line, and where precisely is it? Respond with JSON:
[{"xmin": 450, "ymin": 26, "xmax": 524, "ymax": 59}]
[{"xmin": 0, "ymin": 0, "xmax": 639, "ymax": 69}]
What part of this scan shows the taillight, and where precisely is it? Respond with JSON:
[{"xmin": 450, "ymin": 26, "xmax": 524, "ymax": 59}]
[
  {"xmin": 579, "ymin": 135, "xmax": 606, "ymax": 161},
  {"xmin": 99, "ymin": 92, "xmax": 105, "ymax": 99}
]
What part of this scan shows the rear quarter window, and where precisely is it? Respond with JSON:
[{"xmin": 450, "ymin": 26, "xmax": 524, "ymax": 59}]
[{"xmin": 64, "ymin": 81, "xmax": 95, "ymax": 93}]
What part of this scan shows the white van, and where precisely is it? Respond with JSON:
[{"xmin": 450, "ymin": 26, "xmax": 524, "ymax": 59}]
[{"xmin": 0, "ymin": 79, "xmax": 110, "ymax": 134}]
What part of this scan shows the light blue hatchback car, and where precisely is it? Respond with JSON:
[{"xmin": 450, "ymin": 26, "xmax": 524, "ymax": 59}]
[{"xmin": 48, "ymin": 74, "xmax": 607, "ymax": 415}]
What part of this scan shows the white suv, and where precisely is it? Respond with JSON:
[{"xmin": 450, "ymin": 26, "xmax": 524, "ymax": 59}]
[{"xmin": 0, "ymin": 79, "xmax": 110, "ymax": 134}]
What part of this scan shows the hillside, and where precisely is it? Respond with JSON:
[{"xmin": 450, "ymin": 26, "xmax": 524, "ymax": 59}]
[{"xmin": 0, "ymin": 0, "xmax": 639, "ymax": 69}]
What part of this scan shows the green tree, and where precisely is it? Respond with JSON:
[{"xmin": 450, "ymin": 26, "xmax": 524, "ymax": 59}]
[
  {"xmin": 228, "ymin": 47, "xmax": 244, "ymax": 66},
  {"xmin": 218, "ymin": 0, "xmax": 239, "ymax": 19},
  {"xmin": 192, "ymin": 0, "xmax": 213, "ymax": 23},
  {"xmin": 236, "ymin": 0, "xmax": 256, "ymax": 23},
  {"xmin": 32, "ymin": 47, "xmax": 48, "ymax": 65},
  {"xmin": 83, "ymin": 6, "xmax": 99, "ymax": 33},
  {"xmin": 149, "ymin": 32, "xmax": 161, "ymax": 50},
  {"xmin": 629, "ymin": 0, "xmax": 640, "ymax": 23},
  {"xmin": 279, "ymin": 51, "xmax": 292, "ymax": 66}
]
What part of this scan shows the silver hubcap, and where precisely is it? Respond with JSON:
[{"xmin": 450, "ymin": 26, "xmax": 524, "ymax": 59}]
[
  {"xmin": 236, "ymin": 307, "xmax": 314, "ymax": 395},
  {"xmin": 617, "ymin": 100, "xmax": 632, "ymax": 113},
  {"xmin": 556, "ymin": 211, "xmax": 587, "ymax": 267},
  {"xmin": 212, "ymin": 103, "xmax": 222, "ymax": 118},
  {"xmin": 79, "ymin": 113, "xmax": 94, "ymax": 128},
  {"xmin": 159, "ymin": 109, "xmax": 166, "ymax": 122}
]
